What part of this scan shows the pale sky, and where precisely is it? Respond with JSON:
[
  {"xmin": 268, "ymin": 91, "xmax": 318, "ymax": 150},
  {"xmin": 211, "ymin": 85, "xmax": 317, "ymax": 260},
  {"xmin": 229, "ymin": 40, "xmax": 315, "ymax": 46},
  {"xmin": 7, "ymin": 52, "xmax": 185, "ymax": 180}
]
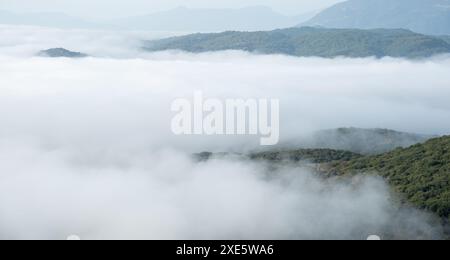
[{"xmin": 0, "ymin": 0, "xmax": 343, "ymax": 19}]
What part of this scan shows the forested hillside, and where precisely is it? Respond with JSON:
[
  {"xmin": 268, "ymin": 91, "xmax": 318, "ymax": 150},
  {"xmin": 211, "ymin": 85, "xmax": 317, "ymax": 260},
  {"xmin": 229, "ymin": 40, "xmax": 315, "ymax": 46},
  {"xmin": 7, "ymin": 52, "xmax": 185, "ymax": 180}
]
[{"xmin": 145, "ymin": 27, "xmax": 450, "ymax": 58}]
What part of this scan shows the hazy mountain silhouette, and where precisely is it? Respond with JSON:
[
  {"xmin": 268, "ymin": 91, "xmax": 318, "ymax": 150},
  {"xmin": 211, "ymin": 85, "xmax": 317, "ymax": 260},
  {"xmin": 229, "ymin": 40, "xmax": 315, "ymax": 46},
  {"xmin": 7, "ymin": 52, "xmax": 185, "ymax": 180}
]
[
  {"xmin": 0, "ymin": 9, "xmax": 99, "ymax": 29},
  {"xmin": 38, "ymin": 48, "xmax": 88, "ymax": 58},
  {"xmin": 108, "ymin": 6, "xmax": 314, "ymax": 32},
  {"xmin": 301, "ymin": 0, "xmax": 450, "ymax": 35}
]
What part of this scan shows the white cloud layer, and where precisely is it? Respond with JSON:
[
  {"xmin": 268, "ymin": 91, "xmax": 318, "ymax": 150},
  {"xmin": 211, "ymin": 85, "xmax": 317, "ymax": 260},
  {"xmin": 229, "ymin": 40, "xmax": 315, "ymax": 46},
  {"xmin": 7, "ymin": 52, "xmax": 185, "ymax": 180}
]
[
  {"xmin": 0, "ymin": 147, "xmax": 442, "ymax": 239},
  {"xmin": 0, "ymin": 26, "xmax": 448, "ymax": 239}
]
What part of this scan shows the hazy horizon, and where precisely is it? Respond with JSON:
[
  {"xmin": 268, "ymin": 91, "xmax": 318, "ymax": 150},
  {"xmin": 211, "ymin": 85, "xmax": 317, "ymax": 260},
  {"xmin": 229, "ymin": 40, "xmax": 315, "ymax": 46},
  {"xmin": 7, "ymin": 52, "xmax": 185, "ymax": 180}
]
[{"xmin": 0, "ymin": 0, "xmax": 343, "ymax": 20}]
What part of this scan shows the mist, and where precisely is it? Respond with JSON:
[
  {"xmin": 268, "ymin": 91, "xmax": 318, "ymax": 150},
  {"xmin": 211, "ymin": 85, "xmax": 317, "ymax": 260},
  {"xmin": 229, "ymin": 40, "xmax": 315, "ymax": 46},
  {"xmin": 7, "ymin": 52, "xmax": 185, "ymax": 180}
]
[
  {"xmin": 0, "ymin": 147, "xmax": 442, "ymax": 239},
  {"xmin": 0, "ymin": 0, "xmax": 340, "ymax": 19},
  {"xmin": 0, "ymin": 26, "xmax": 448, "ymax": 239}
]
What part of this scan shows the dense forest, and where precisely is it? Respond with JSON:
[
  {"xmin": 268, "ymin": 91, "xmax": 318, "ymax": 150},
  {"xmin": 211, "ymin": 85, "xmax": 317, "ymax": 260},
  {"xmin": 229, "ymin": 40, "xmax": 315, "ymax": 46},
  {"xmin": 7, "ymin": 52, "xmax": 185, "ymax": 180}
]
[
  {"xmin": 145, "ymin": 27, "xmax": 450, "ymax": 58},
  {"xmin": 197, "ymin": 133, "xmax": 450, "ymax": 232},
  {"xmin": 325, "ymin": 136, "xmax": 450, "ymax": 223}
]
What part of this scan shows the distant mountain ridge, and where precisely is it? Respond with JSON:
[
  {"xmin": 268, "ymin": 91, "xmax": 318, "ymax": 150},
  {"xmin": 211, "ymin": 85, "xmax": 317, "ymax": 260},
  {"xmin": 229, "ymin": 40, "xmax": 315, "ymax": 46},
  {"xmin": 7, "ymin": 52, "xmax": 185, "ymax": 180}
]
[
  {"xmin": 109, "ymin": 6, "xmax": 313, "ymax": 32},
  {"xmin": 301, "ymin": 0, "xmax": 450, "ymax": 35},
  {"xmin": 0, "ymin": 6, "xmax": 313, "ymax": 32},
  {"xmin": 144, "ymin": 27, "xmax": 450, "ymax": 58},
  {"xmin": 292, "ymin": 127, "xmax": 433, "ymax": 155},
  {"xmin": 0, "ymin": 9, "xmax": 98, "ymax": 29}
]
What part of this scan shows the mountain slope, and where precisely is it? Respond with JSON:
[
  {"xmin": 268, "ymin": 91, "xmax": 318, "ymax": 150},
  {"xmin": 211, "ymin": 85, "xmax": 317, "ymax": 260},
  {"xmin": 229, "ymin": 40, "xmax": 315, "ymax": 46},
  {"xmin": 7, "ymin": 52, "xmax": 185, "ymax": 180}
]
[
  {"xmin": 325, "ymin": 136, "xmax": 450, "ymax": 221},
  {"xmin": 301, "ymin": 0, "xmax": 450, "ymax": 35},
  {"xmin": 441, "ymin": 36, "xmax": 450, "ymax": 44},
  {"xmin": 145, "ymin": 27, "xmax": 450, "ymax": 58},
  {"xmin": 194, "ymin": 131, "xmax": 449, "ymax": 228},
  {"xmin": 292, "ymin": 128, "xmax": 433, "ymax": 155}
]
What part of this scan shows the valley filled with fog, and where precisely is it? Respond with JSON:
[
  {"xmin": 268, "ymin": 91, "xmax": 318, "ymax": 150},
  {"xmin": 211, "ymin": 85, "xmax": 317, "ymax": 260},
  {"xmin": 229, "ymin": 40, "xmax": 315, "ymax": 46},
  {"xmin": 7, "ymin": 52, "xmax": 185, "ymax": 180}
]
[{"xmin": 0, "ymin": 25, "xmax": 449, "ymax": 239}]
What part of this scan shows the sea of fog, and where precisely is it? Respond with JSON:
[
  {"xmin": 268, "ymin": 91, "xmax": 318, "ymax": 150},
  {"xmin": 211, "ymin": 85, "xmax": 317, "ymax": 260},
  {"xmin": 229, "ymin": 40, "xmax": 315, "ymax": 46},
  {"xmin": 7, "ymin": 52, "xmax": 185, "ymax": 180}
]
[{"xmin": 0, "ymin": 25, "xmax": 449, "ymax": 239}]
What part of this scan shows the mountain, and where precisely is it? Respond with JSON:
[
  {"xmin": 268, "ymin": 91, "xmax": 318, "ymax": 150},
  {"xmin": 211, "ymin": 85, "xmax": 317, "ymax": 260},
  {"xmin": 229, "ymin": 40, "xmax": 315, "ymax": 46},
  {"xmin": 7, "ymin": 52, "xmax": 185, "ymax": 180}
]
[
  {"xmin": 301, "ymin": 0, "xmax": 450, "ymax": 35},
  {"xmin": 195, "ymin": 149, "xmax": 362, "ymax": 164},
  {"xmin": 38, "ymin": 48, "xmax": 88, "ymax": 58},
  {"xmin": 0, "ymin": 10, "xmax": 98, "ymax": 29},
  {"xmin": 291, "ymin": 128, "xmax": 433, "ymax": 155},
  {"xmin": 0, "ymin": 6, "xmax": 314, "ymax": 32},
  {"xmin": 325, "ymin": 136, "xmax": 450, "ymax": 224},
  {"xmin": 196, "ymin": 128, "xmax": 433, "ymax": 161},
  {"xmin": 194, "ymin": 130, "xmax": 449, "ymax": 231},
  {"xmin": 441, "ymin": 36, "xmax": 450, "ymax": 44},
  {"xmin": 109, "ymin": 6, "xmax": 310, "ymax": 32},
  {"xmin": 144, "ymin": 27, "xmax": 450, "ymax": 58}
]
